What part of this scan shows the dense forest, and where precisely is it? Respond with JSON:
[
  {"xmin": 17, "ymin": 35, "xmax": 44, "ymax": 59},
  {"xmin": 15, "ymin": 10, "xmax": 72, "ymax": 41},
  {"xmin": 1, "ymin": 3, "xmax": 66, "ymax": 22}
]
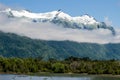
[
  {"xmin": 0, "ymin": 31, "xmax": 120, "ymax": 60},
  {"xmin": 0, "ymin": 56, "xmax": 120, "ymax": 75}
]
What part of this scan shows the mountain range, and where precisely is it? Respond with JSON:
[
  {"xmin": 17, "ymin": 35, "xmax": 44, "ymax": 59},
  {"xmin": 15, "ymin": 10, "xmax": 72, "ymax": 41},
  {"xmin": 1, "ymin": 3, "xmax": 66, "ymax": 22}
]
[
  {"xmin": 0, "ymin": 8, "xmax": 116, "ymax": 35},
  {"xmin": 0, "ymin": 8, "xmax": 120, "ymax": 60},
  {"xmin": 0, "ymin": 31, "xmax": 120, "ymax": 60}
]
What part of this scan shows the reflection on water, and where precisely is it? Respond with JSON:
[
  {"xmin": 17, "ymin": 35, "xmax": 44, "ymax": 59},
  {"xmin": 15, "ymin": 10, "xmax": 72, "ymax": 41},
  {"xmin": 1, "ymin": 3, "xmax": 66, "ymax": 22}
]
[
  {"xmin": 92, "ymin": 76, "xmax": 120, "ymax": 80},
  {"xmin": 0, "ymin": 74, "xmax": 120, "ymax": 80}
]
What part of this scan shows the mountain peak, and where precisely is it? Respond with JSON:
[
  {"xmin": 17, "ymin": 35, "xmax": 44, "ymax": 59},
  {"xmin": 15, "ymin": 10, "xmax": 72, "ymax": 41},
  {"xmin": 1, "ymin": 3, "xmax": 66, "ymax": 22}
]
[{"xmin": 0, "ymin": 8, "xmax": 116, "ymax": 35}]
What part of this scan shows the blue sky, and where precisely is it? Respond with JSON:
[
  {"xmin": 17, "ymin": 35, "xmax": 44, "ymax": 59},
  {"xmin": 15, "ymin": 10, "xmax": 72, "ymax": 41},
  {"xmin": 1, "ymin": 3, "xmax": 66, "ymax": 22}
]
[{"xmin": 0, "ymin": 0, "xmax": 120, "ymax": 27}]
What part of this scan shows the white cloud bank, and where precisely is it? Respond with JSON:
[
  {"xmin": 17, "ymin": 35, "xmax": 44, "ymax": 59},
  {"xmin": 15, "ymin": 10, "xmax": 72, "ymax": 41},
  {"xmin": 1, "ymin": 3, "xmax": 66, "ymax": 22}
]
[
  {"xmin": 0, "ymin": 4, "xmax": 120, "ymax": 44},
  {"xmin": 0, "ymin": 14, "xmax": 120, "ymax": 44}
]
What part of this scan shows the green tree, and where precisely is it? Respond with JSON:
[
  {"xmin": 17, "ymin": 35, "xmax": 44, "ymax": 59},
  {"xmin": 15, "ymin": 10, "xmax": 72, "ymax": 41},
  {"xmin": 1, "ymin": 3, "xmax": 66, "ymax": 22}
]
[{"xmin": 52, "ymin": 63, "xmax": 65, "ymax": 73}]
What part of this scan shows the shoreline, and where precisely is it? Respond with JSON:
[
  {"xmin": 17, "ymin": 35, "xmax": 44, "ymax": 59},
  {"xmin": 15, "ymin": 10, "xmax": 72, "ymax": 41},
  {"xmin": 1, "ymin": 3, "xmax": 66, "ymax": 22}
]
[
  {"xmin": 1, "ymin": 72, "xmax": 120, "ymax": 78},
  {"xmin": 28, "ymin": 73, "xmax": 120, "ymax": 77}
]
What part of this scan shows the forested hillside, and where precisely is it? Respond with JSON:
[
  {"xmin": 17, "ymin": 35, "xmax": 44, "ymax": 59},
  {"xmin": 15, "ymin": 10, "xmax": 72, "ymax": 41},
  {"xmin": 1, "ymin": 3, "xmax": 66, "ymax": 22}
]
[{"xmin": 0, "ymin": 31, "xmax": 120, "ymax": 60}]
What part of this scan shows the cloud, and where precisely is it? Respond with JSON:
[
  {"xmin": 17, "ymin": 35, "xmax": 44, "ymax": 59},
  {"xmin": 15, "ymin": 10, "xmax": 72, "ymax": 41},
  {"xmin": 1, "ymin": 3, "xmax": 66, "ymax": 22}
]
[
  {"xmin": 0, "ymin": 4, "xmax": 119, "ymax": 44},
  {"xmin": 104, "ymin": 17, "xmax": 112, "ymax": 26},
  {"xmin": 0, "ymin": 13, "xmax": 119, "ymax": 44}
]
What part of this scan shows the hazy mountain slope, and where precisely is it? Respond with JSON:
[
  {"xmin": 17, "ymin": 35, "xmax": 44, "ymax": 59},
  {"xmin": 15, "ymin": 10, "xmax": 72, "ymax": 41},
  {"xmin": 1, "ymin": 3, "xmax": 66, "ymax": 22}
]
[
  {"xmin": 0, "ymin": 31, "xmax": 120, "ymax": 60},
  {"xmin": 0, "ymin": 31, "xmax": 57, "ymax": 59}
]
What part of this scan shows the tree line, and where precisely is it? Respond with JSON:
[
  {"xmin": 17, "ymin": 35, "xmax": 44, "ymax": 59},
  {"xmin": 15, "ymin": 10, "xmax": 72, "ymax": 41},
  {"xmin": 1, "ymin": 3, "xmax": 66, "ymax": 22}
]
[{"xmin": 0, "ymin": 56, "xmax": 120, "ymax": 75}]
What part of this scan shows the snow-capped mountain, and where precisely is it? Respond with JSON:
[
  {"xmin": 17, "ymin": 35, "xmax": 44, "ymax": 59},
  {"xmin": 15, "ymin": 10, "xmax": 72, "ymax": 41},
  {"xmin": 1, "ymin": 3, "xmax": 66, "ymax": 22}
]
[{"xmin": 0, "ymin": 8, "xmax": 116, "ymax": 35}]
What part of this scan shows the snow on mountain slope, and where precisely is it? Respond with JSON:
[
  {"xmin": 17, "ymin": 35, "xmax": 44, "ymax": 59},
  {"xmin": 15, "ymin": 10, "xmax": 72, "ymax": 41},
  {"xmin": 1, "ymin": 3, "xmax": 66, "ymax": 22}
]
[
  {"xmin": 2, "ymin": 8, "xmax": 98, "ymax": 24},
  {"xmin": 0, "ymin": 8, "xmax": 119, "ymax": 44},
  {"xmin": 0, "ymin": 8, "xmax": 116, "ymax": 35}
]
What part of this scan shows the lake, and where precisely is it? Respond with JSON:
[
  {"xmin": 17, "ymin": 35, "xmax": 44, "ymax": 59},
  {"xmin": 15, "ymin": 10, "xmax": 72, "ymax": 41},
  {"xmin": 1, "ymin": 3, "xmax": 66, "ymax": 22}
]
[{"xmin": 0, "ymin": 74, "xmax": 120, "ymax": 80}]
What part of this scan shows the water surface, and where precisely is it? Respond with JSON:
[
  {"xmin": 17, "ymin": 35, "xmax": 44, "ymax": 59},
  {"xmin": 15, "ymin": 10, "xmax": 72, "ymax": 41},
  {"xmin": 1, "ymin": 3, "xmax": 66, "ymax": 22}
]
[{"xmin": 0, "ymin": 74, "xmax": 120, "ymax": 80}]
